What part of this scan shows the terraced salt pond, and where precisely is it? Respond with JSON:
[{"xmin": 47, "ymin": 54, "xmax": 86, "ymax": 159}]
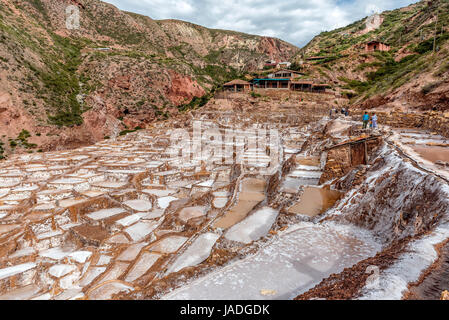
[
  {"xmin": 163, "ymin": 222, "xmax": 381, "ymax": 300},
  {"xmin": 288, "ymin": 187, "xmax": 342, "ymax": 217},
  {"xmin": 2, "ymin": 106, "xmax": 443, "ymax": 300},
  {"xmin": 214, "ymin": 178, "xmax": 266, "ymax": 229},
  {"xmin": 391, "ymin": 129, "xmax": 449, "ymax": 180},
  {"xmin": 411, "ymin": 146, "xmax": 449, "ymax": 163},
  {"xmin": 0, "ymin": 110, "xmax": 315, "ymax": 300}
]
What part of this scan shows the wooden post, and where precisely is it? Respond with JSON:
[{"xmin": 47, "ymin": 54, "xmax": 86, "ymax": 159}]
[
  {"xmin": 434, "ymin": 13, "xmax": 439, "ymax": 53},
  {"xmin": 349, "ymin": 145, "xmax": 353, "ymax": 166},
  {"xmin": 364, "ymin": 141, "xmax": 369, "ymax": 165}
]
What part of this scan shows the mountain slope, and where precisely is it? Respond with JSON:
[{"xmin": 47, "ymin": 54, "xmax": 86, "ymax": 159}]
[
  {"xmin": 0, "ymin": 0, "xmax": 299, "ymax": 155},
  {"xmin": 294, "ymin": 0, "xmax": 449, "ymax": 112}
]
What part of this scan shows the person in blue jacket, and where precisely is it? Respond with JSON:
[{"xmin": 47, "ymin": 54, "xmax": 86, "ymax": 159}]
[{"xmin": 363, "ymin": 112, "xmax": 370, "ymax": 129}]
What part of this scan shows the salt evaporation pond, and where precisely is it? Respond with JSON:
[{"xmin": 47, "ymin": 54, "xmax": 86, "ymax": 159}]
[{"xmin": 163, "ymin": 222, "xmax": 380, "ymax": 300}]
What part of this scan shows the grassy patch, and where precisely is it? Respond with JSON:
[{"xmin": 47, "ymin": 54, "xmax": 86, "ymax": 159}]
[
  {"xmin": 0, "ymin": 141, "xmax": 5, "ymax": 160},
  {"xmin": 366, "ymin": 55, "xmax": 419, "ymax": 82},
  {"xmin": 250, "ymin": 91, "xmax": 261, "ymax": 98},
  {"xmin": 434, "ymin": 61, "xmax": 449, "ymax": 77},
  {"xmin": 13, "ymin": 129, "xmax": 38, "ymax": 149},
  {"xmin": 339, "ymin": 77, "xmax": 370, "ymax": 94},
  {"xmin": 119, "ymin": 127, "xmax": 143, "ymax": 136},
  {"xmin": 415, "ymin": 33, "xmax": 449, "ymax": 54},
  {"xmin": 421, "ymin": 81, "xmax": 442, "ymax": 94},
  {"xmin": 43, "ymin": 35, "xmax": 86, "ymax": 126},
  {"xmin": 178, "ymin": 93, "xmax": 212, "ymax": 112}
]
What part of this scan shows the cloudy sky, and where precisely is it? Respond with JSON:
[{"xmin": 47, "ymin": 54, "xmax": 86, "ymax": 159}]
[{"xmin": 102, "ymin": 0, "xmax": 418, "ymax": 47}]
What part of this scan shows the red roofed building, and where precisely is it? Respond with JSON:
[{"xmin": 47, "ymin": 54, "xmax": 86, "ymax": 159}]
[
  {"xmin": 365, "ymin": 41, "xmax": 390, "ymax": 52},
  {"xmin": 223, "ymin": 79, "xmax": 253, "ymax": 92}
]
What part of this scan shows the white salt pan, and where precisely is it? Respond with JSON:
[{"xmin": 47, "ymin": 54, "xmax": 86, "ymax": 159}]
[
  {"xmin": 125, "ymin": 221, "xmax": 158, "ymax": 242},
  {"xmin": 125, "ymin": 252, "xmax": 161, "ymax": 282},
  {"xmin": 88, "ymin": 281, "xmax": 134, "ymax": 300},
  {"xmin": 167, "ymin": 233, "xmax": 220, "ymax": 274},
  {"xmin": 79, "ymin": 267, "xmax": 106, "ymax": 287},
  {"xmin": 164, "ymin": 222, "xmax": 379, "ymax": 300},
  {"xmin": 0, "ymin": 263, "xmax": 36, "ymax": 280},
  {"xmin": 289, "ymin": 170, "xmax": 323, "ymax": 179},
  {"xmin": 86, "ymin": 207, "xmax": 126, "ymax": 220},
  {"xmin": 143, "ymin": 189, "xmax": 176, "ymax": 197},
  {"xmin": 123, "ymin": 199, "xmax": 152, "ymax": 212},
  {"xmin": 39, "ymin": 247, "xmax": 73, "ymax": 260},
  {"xmin": 225, "ymin": 207, "xmax": 279, "ymax": 244},
  {"xmin": 116, "ymin": 214, "xmax": 141, "ymax": 227},
  {"xmin": 69, "ymin": 251, "xmax": 92, "ymax": 264},
  {"xmin": 48, "ymin": 264, "xmax": 77, "ymax": 278},
  {"xmin": 117, "ymin": 243, "xmax": 148, "ymax": 261},
  {"xmin": 0, "ymin": 284, "xmax": 41, "ymax": 300},
  {"xmin": 9, "ymin": 247, "xmax": 36, "ymax": 259},
  {"xmin": 197, "ymin": 180, "xmax": 214, "ymax": 188},
  {"xmin": 96, "ymin": 255, "xmax": 111, "ymax": 266},
  {"xmin": 149, "ymin": 236, "xmax": 188, "ymax": 254},
  {"xmin": 157, "ymin": 196, "xmax": 178, "ymax": 209},
  {"xmin": 178, "ymin": 206, "xmax": 207, "ymax": 222},
  {"xmin": 92, "ymin": 181, "xmax": 127, "ymax": 189}
]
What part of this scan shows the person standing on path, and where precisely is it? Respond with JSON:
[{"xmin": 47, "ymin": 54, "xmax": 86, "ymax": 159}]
[
  {"xmin": 372, "ymin": 113, "xmax": 378, "ymax": 129},
  {"xmin": 363, "ymin": 112, "xmax": 370, "ymax": 129}
]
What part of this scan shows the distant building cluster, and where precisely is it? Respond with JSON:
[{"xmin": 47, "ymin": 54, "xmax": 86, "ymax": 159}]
[
  {"xmin": 223, "ymin": 69, "xmax": 330, "ymax": 94},
  {"xmin": 264, "ymin": 60, "xmax": 292, "ymax": 69},
  {"xmin": 224, "ymin": 38, "xmax": 393, "ymax": 95}
]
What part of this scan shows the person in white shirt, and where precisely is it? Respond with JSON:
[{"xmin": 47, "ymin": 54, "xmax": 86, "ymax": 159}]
[{"xmin": 372, "ymin": 113, "xmax": 378, "ymax": 129}]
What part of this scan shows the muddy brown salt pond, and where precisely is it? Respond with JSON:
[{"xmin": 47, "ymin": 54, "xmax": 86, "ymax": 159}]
[
  {"xmin": 411, "ymin": 146, "xmax": 449, "ymax": 164},
  {"xmin": 214, "ymin": 178, "xmax": 266, "ymax": 229},
  {"xmin": 288, "ymin": 186, "xmax": 342, "ymax": 217},
  {"xmin": 296, "ymin": 157, "xmax": 321, "ymax": 167}
]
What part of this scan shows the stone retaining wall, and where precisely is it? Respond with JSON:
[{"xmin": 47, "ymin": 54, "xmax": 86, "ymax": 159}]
[{"xmin": 320, "ymin": 137, "xmax": 383, "ymax": 184}]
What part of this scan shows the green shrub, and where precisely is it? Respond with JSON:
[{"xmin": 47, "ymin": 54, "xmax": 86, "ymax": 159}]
[
  {"xmin": 250, "ymin": 91, "xmax": 261, "ymax": 98},
  {"xmin": 341, "ymin": 91, "xmax": 356, "ymax": 99},
  {"xmin": 434, "ymin": 62, "xmax": 449, "ymax": 77},
  {"xmin": 415, "ymin": 34, "xmax": 449, "ymax": 54},
  {"xmin": 366, "ymin": 55, "xmax": 418, "ymax": 83},
  {"xmin": 339, "ymin": 77, "xmax": 370, "ymax": 94},
  {"xmin": 177, "ymin": 86, "xmax": 218, "ymax": 112},
  {"xmin": 118, "ymin": 128, "xmax": 142, "ymax": 136},
  {"xmin": 17, "ymin": 129, "xmax": 31, "ymax": 141}
]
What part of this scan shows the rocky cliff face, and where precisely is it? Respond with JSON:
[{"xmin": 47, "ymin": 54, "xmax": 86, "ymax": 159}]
[{"xmin": 0, "ymin": 0, "xmax": 299, "ymax": 156}]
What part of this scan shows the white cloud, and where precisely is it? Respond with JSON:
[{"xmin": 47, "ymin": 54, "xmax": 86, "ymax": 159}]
[
  {"xmin": 365, "ymin": 3, "xmax": 382, "ymax": 15},
  {"xmin": 102, "ymin": 0, "xmax": 418, "ymax": 47}
]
